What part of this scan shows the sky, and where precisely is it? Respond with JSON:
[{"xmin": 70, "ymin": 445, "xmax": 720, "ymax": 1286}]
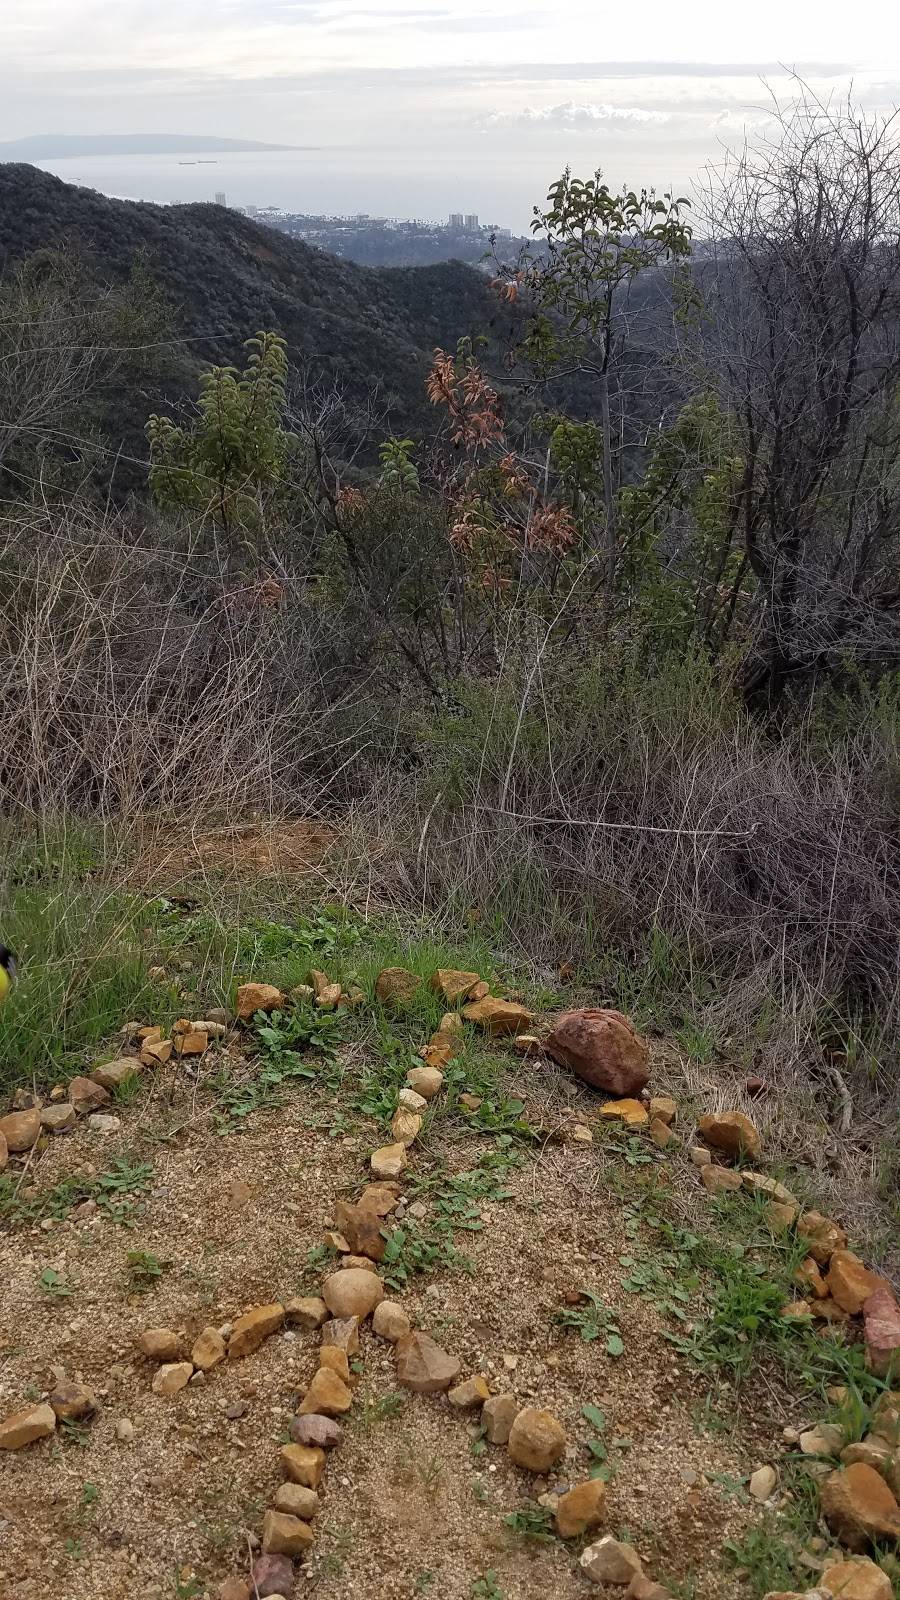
[{"xmin": 1, "ymin": 1, "xmax": 898, "ymax": 226}]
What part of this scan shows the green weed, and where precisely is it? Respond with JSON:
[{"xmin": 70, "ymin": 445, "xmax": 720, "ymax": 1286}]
[
  {"xmin": 125, "ymin": 1249, "xmax": 168, "ymax": 1293},
  {"xmin": 503, "ymin": 1502, "xmax": 557, "ymax": 1543},
  {"xmin": 471, "ymin": 1574, "xmax": 505, "ymax": 1600},
  {"xmin": 38, "ymin": 1268, "xmax": 73, "ymax": 1298},
  {"xmin": 553, "ymin": 1290, "xmax": 624, "ymax": 1356}
]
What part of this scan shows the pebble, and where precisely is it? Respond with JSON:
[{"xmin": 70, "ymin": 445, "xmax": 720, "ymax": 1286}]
[
  {"xmin": 555, "ymin": 1478, "xmax": 607, "ymax": 1538},
  {"xmin": 228, "ymin": 1304, "xmax": 285, "ymax": 1359},
  {"xmin": 284, "ymin": 1296, "xmax": 328, "ymax": 1330},
  {"xmin": 115, "ymin": 1418, "xmax": 135, "ymax": 1442},
  {"xmin": 395, "ymin": 1332, "xmax": 462, "ymax": 1393},
  {"xmin": 406, "ymin": 1066, "xmax": 444, "ymax": 1100},
  {"xmin": 507, "ymin": 1407, "xmax": 566, "ymax": 1473},
  {"xmin": 580, "ymin": 1535, "xmax": 643, "ymax": 1586},
  {"xmin": 372, "ymin": 1301, "xmax": 411, "ymax": 1342},
  {"xmin": 298, "ymin": 1368, "xmax": 353, "ymax": 1417},
  {"xmin": 138, "ymin": 1328, "xmax": 184, "ymax": 1362},
  {"xmin": 261, "ymin": 1509, "xmax": 314, "ymax": 1555},
  {"xmin": 289, "ymin": 1414, "xmax": 342, "ymax": 1450},
  {"xmin": 749, "ymin": 1465, "xmax": 778, "ymax": 1502},
  {"xmin": 280, "ymin": 1443, "xmax": 326, "ymax": 1488},
  {"xmin": 448, "ymin": 1376, "xmax": 491, "ymax": 1410},
  {"xmin": 370, "ymin": 1142, "xmax": 408, "ymax": 1179},
  {"xmin": 322, "ymin": 1268, "xmax": 384, "ymax": 1321},
  {"xmin": 152, "ymin": 1362, "xmax": 194, "ymax": 1397},
  {"xmin": 483, "ymin": 1394, "xmax": 519, "ymax": 1444},
  {"xmin": 0, "ymin": 1402, "xmax": 57, "ymax": 1450},
  {"xmin": 87, "ymin": 1113, "xmax": 121, "ymax": 1133}
]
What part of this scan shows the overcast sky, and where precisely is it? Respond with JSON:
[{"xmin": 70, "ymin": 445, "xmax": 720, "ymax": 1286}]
[{"xmin": 2, "ymin": 1, "xmax": 898, "ymax": 222}]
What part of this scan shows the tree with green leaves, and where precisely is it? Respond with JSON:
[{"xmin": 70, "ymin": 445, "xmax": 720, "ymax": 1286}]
[{"xmin": 146, "ymin": 330, "xmax": 296, "ymax": 538}]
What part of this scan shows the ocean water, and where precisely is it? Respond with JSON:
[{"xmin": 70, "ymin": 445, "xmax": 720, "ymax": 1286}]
[{"xmin": 31, "ymin": 148, "xmax": 544, "ymax": 230}]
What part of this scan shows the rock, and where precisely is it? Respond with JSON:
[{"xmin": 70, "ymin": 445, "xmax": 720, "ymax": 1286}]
[
  {"xmin": 507, "ymin": 1407, "xmax": 566, "ymax": 1473},
  {"xmin": 91, "ymin": 1057, "xmax": 140, "ymax": 1091},
  {"xmin": 599, "ymin": 1098, "xmax": 649, "ymax": 1127},
  {"xmin": 649, "ymin": 1095, "xmax": 677, "ymax": 1125},
  {"xmin": 624, "ymin": 1580, "xmax": 673, "ymax": 1600},
  {"xmin": 68, "ymin": 1076, "xmax": 110, "ymax": 1115},
  {"xmin": 820, "ymin": 1557, "xmax": 893, "ymax": 1598},
  {"xmin": 841, "ymin": 1439, "xmax": 894, "ymax": 1471},
  {"xmin": 827, "ymin": 1252, "xmax": 886, "ymax": 1315},
  {"xmin": 315, "ymin": 984, "xmax": 342, "ymax": 1010},
  {"xmin": 580, "ymin": 1535, "xmax": 643, "ymax": 1586},
  {"xmin": 284, "ymin": 1297, "xmax": 328, "ymax": 1330},
  {"xmin": 217, "ymin": 1581, "xmax": 252, "ymax": 1600},
  {"xmin": 461, "ymin": 997, "xmax": 534, "ymax": 1036},
  {"xmin": 863, "ymin": 1288, "xmax": 900, "ymax": 1377},
  {"xmin": 250, "ymin": 1553, "xmax": 295, "ymax": 1597},
  {"xmin": 115, "ymin": 1417, "xmax": 135, "ymax": 1442},
  {"xmin": 192, "ymin": 1327, "xmax": 227, "ymax": 1371},
  {"xmin": 290, "ymin": 1414, "xmax": 342, "ymax": 1450},
  {"xmin": 262, "ymin": 1510, "xmax": 314, "ymax": 1556},
  {"xmin": 374, "ymin": 967, "xmax": 422, "ymax": 1007},
  {"xmin": 174, "ymin": 1028, "xmax": 208, "ymax": 1056},
  {"xmin": 138, "ymin": 1327, "xmax": 184, "ymax": 1362},
  {"xmin": 760, "ymin": 1592, "xmax": 831, "ymax": 1600},
  {"xmin": 273, "ymin": 1483, "xmax": 320, "ymax": 1520},
  {"xmin": 334, "ymin": 1200, "xmax": 387, "ymax": 1261},
  {"xmin": 399, "ymin": 1088, "xmax": 428, "ymax": 1112},
  {"xmin": 319, "ymin": 1344, "xmax": 350, "ymax": 1380},
  {"xmin": 697, "ymin": 1111, "xmax": 761, "ymax": 1160},
  {"xmin": 544, "ymin": 1008, "xmax": 649, "ymax": 1097},
  {"xmin": 340, "ymin": 1255, "xmax": 377, "ymax": 1272},
  {"xmin": 820, "ymin": 1463, "xmax": 900, "ymax": 1549},
  {"xmin": 800, "ymin": 1423, "xmax": 846, "ymax": 1456},
  {"xmin": 322, "ymin": 1268, "xmax": 384, "ymax": 1321},
  {"xmin": 649, "ymin": 1117, "xmax": 676, "ymax": 1149},
  {"xmin": 459, "ymin": 1093, "xmax": 482, "ymax": 1111},
  {"xmin": 406, "ymin": 1066, "xmax": 444, "ymax": 1100},
  {"xmin": 228, "ymin": 1303, "xmax": 285, "ymax": 1359},
  {"xmin": 141, "ymin": 1038, "xmax": 174, "ymax": 1065},
  {"xmin": 430, "ymin": 969, "xmax": 481, "ymax": 1002},
  {"xmin": 797, "ymin": 1210, "xmax": 848, "ymax": 1265},
  {"xmin": 87, "ymin": 1113, "xmax": 121, "ymax": 1133},
  {"xmin": 395, "ymin": 1332, "xmax": 461, "ymax": 1393},
  {"xmin": 49, "ymin": 1383, "xmax": 97, "ymax": 1421},
  {"xmin": 280, "ymin": 1442, "xmax": 326, "ymax": 1488},
  {"xmin": 421, "ymin": 1041, "xmax": 456, "ymax": 1070},
  {"xmin": 298, "ymin": 1368, "xmax": 353, "ymax": 1417},
  {"xmin": 308, "ymin": 969, "xmax": 333, "ymax": 1000},
  {"xmin": 571, "ymin": 1123, "xmax": 594, "ymax": 1144},
  {"xmin": 235, "ymin": 983, "xmax": 284, "ymax": 1021},
  {"xmin": 40, "ymin": 1103, "xmax": 77, "ymax": 1133},
  {"xmin": 766, "ymin": 1200, "xmax": 800, "ymax": 1231},
  {"xmin": 448, "ymin": 1376, "xmax": 490, "ymax": 1410},
  {"xmin": 742, "ymin": 1172, "xmax": 797, "ymax": 1204},
  {"xmin": 357, "ymin": 1183, "xmax": 401, "ymax": 1216},
  {"xmin": 555, "ymin": 1478, "xmax": 607, "ymax": 1538},
  {"xmin": 321, "ymin": 1317, "xmax": 360, "ymax": 1355},
  {"xmin": 0, "ymin": 1402, "xmax": 57, "ymax": 1449},
  {"xmin": 780, "ymin": 1299, "xmax": 814, "ymax": 1321},
  {"xmin": 700, "ymin": 1164, "xmax": 744, "ymax": 1193},
  {"xmin": 152, "ymin": 1362, "xmax": 194, "ymax": 1396},
  {"xmin": 690, "ymin": 1146, "xmax": 712, "ymax": 1167},
  {"xmin": 513, "ymin": 1035, "xmax": 543, "ymax": 1057},
  {"xmin": 391, "ymin": 1108, "xmax": 422, "ymax": 1146},
  {"xmin": 483, "ymin": 1394, "xmax": 519, "ymax": 1444},
  {"xmin": 370, "ymin": 1143, "xmax": 408, "ymax": 1180},
  {"xmin": 0, "ymin": 1107, "xmax": 41, "ymax": 1152},
  {"xmin": 796, "ymin": 1257, "xmax": 829, "ymax": 1296},
  {"xmin": 749, "ymin": 1465, "xmax": 778, "ymax": 1501},
  {"xmin": 372, "ymin": 1301, "xmax": 411, "ymax": 1342},
  {"xmin": 872, "ymin": 1392, "xmax": 900, "ymax": 1447}
]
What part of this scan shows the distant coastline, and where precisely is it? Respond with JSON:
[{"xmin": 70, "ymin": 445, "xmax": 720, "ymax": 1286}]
[{"xmin": 0, "ymin": 135, "xmax": 314, "ymax": 160}]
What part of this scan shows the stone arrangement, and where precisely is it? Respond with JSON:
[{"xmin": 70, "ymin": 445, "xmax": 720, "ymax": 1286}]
[{"xmin": 1, "ymin": 965, "xmax": 898, "ymax": 1600}]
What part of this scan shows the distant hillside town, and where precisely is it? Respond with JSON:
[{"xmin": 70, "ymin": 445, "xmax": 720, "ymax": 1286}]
[{"xmin": 217, "ymin": 195, "xmax": 526, "ymax": 267}]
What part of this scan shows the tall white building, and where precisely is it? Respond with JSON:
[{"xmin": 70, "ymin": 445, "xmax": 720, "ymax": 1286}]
[
  {"xmin": 215, "ymin": 190, "xmax": 227, "ymax": 207},
  {"xmin": 465, "ymin": 213, "xmax": 479, "ymax": 230},
  {"xmin": 448, "ymin": 212, "xmax": 464, "ymax": 228}
]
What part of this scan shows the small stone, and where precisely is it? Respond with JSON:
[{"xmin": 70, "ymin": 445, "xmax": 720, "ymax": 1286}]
[
  {"xmin": 697, "ymin": 1111, "xmax": 761, "ymax": 1160},
  {"xmin": 406, "ymin": 1066, "xmax": 444, "ymax": 1100},
  {"xmin": 0, "ymin": 1402, "xmax": 57, "ymax": 1450},
  {"xmin": 797, "ymin": 1210, "xmax": 848, "ymax": 1265},
  {"xmin": 780, "ymin": 1299, "xmax": 814, "ymax": 1321},
  {"xmin": 334, "ymin": 1200, "xmax": 387, "ymax": 1261},
  {"xmin": 459, "ymin": 1093, "xmax": 482, "ymax": 1112},
  {"xmin": 308, "ymin": 969, "xmax": 333, "ymax": 999},
  {"xmin": 280, "ymin": 1442, "xmax": 326, "ymax": 1488},
  {"xmin": 284, "ymin": 1296, "xmax": 328, "ymax": 1331},
  {"xmin": 430, "ymin": 969, "xmax": 481, "ymax": 1002},
  {"xmin": 316, "ymin": 983, "xmax": 342, "ymax": 1010},
  {"xmin": 399, "ymin": 1087, "xmax": 428, "ymax": 1112},
  {"xmin": 749, "ymin": 1465, "xmax": 778, "ymax": 1502},
  {"xmin": 290, "ymin": 1414, "xmax": 342, "ymax": 1450},
  {"xmin": 68, "ymin": 1076, "xmax": 110, "ymax": 1114},
  {"xmin": 395, "ymin": 1332, "xmax": 461, "ymax": 1393},
  {"xmin": 374, "ymin": 967, "xmax": 422, "ymax": 1007},
  {"xmin": 49, "ymin": 1383, "xmax": 97, "ymax": 1421},
  {"xmin": 820, "ymin": 1463, "xmax": 900, "ymax": 1550},
  {"xmin": 341, "ymin": 1254, "xmax": 377, "ymax": 1272},
  {"xmin": 507, "ymin": 1407, "xmax": 566, "ymax": 1473},
  {"xmin": 841, "ymin": 1439, "xmax": 894, "ymax": 1472},
  {"xmin": 0, "ymin": 1108, "xmax": 41, "ymax": 1152},
  {"xmin": 571, "ymin": 1123, "xmax": 594, "ymax": 1144},
  {"xmin": 555, "ymin": 1478, "xmax": 607, "ymax": 1538},
  {"xmin": 461, "ymin": 997, "xmax": 534, "ymax": 1036},
  {"xmin": 357, "ymin": 1183, "xmax": 401, "ymax": 1216},
  {"xmin": 448, "ymin": 1376, "xmax": 491, "ymax": 1410},
  {"xmin": 820, "ymin": 1556, "xmax": 894, "ymax": 1598},
  {"xmin": 115, "ymin": 1417, "xmax": 135, "ymax": 1442},
  {"xmin": 87, "ymin": 1113, "xmax": 121, "ymax": 1133},
  {"xmin": 321, "ymin": 1317, "xmax": 360, "ymax": 1355},
  {"xmin": 174, "ymin": 1028, "xmax": 208, "ymax": 1056},
  {"xmin": 192, "ymin": 1327, "xmax": 227, "ymax": 1371},
  {"xmin": 700, "ymin": 1164, "xmax": 743, "ymax": 1193},
  {"xmin": 391, "ymin": 1108, "xmax": 422, "ymax": 1146},
  {"xmin": 599, "ymin": 1098, "xmax": 649, "ymax": 1126},
  {"xmin": 742, "ymin": 1172, "xmax": 797, "ymax": 1204},
  {"xmin": 649, "ymin": 1117, "xmax": 675, "ymax": 1148},
  {"xmin": 580, "ymin": 1535, "xmax": 643, "ymax": 1586},
  {"xmin": 138, "ymin": 1327, "xmax": 184, "ymax": 1362},
  {"xmin": 690, "ymin": 1146, "xmax": 712, "ymax": 1167},
  {"xmin": 862, "ymin": 1287, "xmax": 900, "ymax": 1377},
  {"xmin": 370, "ymin": 1142, "xmax": 408, "ymax": 1180},
  {"xmin": 372, "ymin": 1301, "xmax": 412, "ymax": 1342},
  {"xmin": 513, "ymin": 1034, "xmax": 543, "ymax": 1057},
  {"xmin": 250, "ymin": 1553, "xmax": 294, "ymax": 1597},
  {"xmin": 40, "ymin": 1103, "xmax": 77, "ymax": 1133},
  {"xmin": 625, "ymin": 1580, "xmax": 673, "ymax": 1600},
  {"xmin": 483, "ymin": 1394, "xmax": 519, "ymax": 1444},
  {"xmin": 152, "ymin": 1362, "xmax": 194, "ymax": 1396},
  {"xmin": 800, "ymin": 1423, "xmax": 846, "ymax": 1456},
  {"xmin": 649, "ymin": 1096, "xmax": 677, "ymax": 1125},
  {"xmin": 272, "ymin": 1482, "xmax": 320, "ymax": 1520},
  {"xmin": 90, "ymin": 1057, "xmax": 140, "ymax": 1091},
  {"xmin": 262, "ymin": 1509, "xmax": 314, "ymax": 1555},
  {"xmin": 298, "ymin": 1368, "xmax": 353, "ymax": 1417},
  {"xmin": 872, "ymin": 1392, "xmax": 900, "ymax": 1447},
  {"xmin": 322, "ymin": 1268, "xmax": 384, "ymax": 1321},
  {"xmin": 216, "ymin": 1581, "xmax": 251, "ymax": 1600},
  {"xmin": 228, "ymin": 1303, "xmax": 285, "ymax": 1359},
  {"xmin": 826, "ymin": 1252, "xmax": 886, "ymax": 1315},
  {"xmin": 766, "ymin": 1200, "xmax": 800, "ymax": 1231},
  {"xmin": 235, "ymin": 983, "xmax": 284, "ymax": 1021},
  {"xmin": 324, "ymin": 1230, "xmax": 351, "ymax": 1253},
  {"xmin": 795, "ymin": 1257, "xmax": 829, "ymax": 1296}
]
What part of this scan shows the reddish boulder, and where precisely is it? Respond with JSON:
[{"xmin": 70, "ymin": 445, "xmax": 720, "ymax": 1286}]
[
  {"xmin": 545, "ymin": 1009, "xmax": 649, "ymax": 1097},
  {"xmin": 863, "ymin": 1287, "xmax": 900, "ymax": 1379}
]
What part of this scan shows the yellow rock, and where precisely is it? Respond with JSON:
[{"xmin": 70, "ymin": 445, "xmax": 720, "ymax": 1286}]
[
  {"xmin": 649, "ymin": 1095, "xmax": 677, "ymax": 1125},
  {"xmin": 507, "ymin": 1407, "xmax": 566, "ymax": 1472},
  {"xmin": 461, "ymin": 997, "xmax": 534, "ymax": 1036},
  {"xmin": 261, "ymin": 1510, "xmax": 315, "ymax": 1555},
  {"xmin": 698, "ymin": 1110, "xmax": 761, "ymax": 1159},
  {"xmin": 0, "ymin": 1402, "xmax": 56, "ymax": 1450},
  {"xmin": 227, "ymin": 1303, "xmax": 285, "ymax": 1359},
  {"xmin": 599, "ymin": 1098, "xmax": 649, "ymax": 1127},
  {"xmin": 174, "ymin": 1028, "xmax": 208, "ymax": 1056},
  {"xmin": 280, "ymin": 1443, "xmax": 326, "ymax": 1488},
  {"xmin": 191, "ymin": 1327, "xmax": 226, "ymax": 1372},
  {"xmin": 234, "ymin": 982, "xmax": 284, "ymax": 1021},
  {"xmin": 555, "ymin": 1478, "xmax": 607, "ymax": 1538},
  {"xmin": 820, "ymin": 1558, "xmax": 893, "ymax": 1599},
  {"xmin": 272, "ymin": 1483, "xmax": 319, "ymax": 1520},
  {"xmin": 298, "ymin": 1368, "xmax": 353, "ymax": 1417},
  {"xmin": 391, "ymin": 1108, "xmax": 422, "ymax": 1146},
  {"xmin": 430, "ymin": 969, "xmax": 481, "ymax": 1003},
  {"xmin": 151, "ymin": 1362, "xmax": 193, "ymax": 1396}
]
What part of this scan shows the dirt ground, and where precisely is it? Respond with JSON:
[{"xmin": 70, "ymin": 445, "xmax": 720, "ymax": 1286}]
[{"xmin": 0, "ymin": 1028, "xmax": 792, "ymax": 1600}]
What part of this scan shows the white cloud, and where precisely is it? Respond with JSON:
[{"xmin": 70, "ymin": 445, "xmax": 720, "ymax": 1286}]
[{"xmin": 487, "ymin": 100, "xmax": 670, "ymax": 131}]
